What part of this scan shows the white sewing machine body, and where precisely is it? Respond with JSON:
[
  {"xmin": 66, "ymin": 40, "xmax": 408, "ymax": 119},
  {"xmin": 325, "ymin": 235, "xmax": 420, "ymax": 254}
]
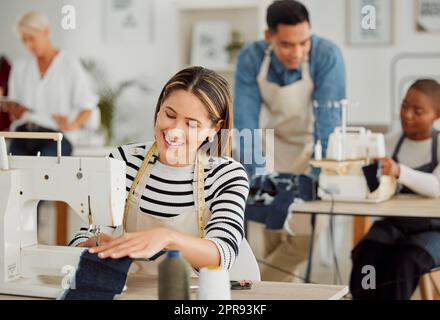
[
  {"xmin": 313, "ymin": 127, "xmax": 396, "ymax": 203},
  {"xmin": 0, "ymin": 132, "xmax": 126, "ymax": 298},
  {"xmin": 326, "ymin": 127, "xmax": 386, "ymax": 161}
]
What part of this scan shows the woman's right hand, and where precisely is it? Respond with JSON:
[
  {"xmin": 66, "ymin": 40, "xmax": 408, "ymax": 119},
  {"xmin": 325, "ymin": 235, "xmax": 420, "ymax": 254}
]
[
  {"xmin": 377, "ymin": 157, "xmax": 401, "ymax": 179},
  {"xmin": 77, "ymin": 233, "xmax": 115, "ymax": 248},
  {"xmin": 0, "ymin": 102, "xmax": 27, "ymax": 121}
]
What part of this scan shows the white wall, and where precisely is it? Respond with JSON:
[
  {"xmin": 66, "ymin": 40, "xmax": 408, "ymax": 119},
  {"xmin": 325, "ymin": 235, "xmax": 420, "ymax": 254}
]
[
  {"xmin": 0, "ymin": 0, "xmax": 179, "ymax": 82},
  {"xmin": 1, "ymin": 0, "xmax": 440, "ymax": 132},
  {"xmin": 0, "ymin": 0, "xmax": 180, "ymax": 143},
  {"xmin": 302, "ymin": 0, "xmax": 440, "ymax": 129}
]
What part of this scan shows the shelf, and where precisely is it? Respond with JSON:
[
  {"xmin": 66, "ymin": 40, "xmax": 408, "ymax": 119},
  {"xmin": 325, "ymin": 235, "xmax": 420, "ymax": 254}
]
[
  {"xmin": 175, "ymin": 2, "xmax": 264, "ymax": 73},
  {"xmin": 175, "ymin": 0, "xmax": 263, "ymax": 11}
]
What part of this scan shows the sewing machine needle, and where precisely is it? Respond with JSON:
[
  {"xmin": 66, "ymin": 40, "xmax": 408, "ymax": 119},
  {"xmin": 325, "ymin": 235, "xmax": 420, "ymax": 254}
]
[{"xmin": 96, "ymin": 232, "xmax": 101, "ymax": 247}]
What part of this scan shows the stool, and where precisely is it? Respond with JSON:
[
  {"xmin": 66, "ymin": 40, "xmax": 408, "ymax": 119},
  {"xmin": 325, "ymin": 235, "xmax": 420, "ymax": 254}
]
[
  {"xmin": 353, "ymin": 216, "xmax": 372, "ymax": 247},
  {"xmin": 419, "ymin": 267, "xmax": 440, "ymax": 300}
]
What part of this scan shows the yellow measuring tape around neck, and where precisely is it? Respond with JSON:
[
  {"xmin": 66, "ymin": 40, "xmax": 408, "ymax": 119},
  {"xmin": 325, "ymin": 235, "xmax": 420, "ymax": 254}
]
[
  {"xmin": 196, "ymin": 149, "xmax": 205, "ymax": 238},
  {"xmin": 123, "ymin": 142, "xmax": 206, "ymax": 238}
]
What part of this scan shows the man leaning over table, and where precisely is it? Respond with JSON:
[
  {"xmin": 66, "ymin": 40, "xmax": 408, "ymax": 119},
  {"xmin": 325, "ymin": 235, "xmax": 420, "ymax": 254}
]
[{"xmin": 233, "ymin": 0, "xmax": 346, "ymax": 281}]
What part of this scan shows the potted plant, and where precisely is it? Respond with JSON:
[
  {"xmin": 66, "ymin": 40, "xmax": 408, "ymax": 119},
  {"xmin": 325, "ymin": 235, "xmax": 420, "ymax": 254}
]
[
  {"xmin": 225, "ymin": 30, "xmax": 244, "ymax": 64},
  {"xmin": 81, "ymin": 59, "xmax": 149, "ymax": 145}
]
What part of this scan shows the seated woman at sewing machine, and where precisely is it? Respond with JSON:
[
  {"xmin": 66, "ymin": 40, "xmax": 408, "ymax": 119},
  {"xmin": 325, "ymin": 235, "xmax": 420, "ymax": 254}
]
[
  {"xmin": 350, "ymin": 79, "xmax": 440, "ymax": 300},
  {"xmin": 69, "ymin": 67, "xmax": 249, "ymax": 273}
]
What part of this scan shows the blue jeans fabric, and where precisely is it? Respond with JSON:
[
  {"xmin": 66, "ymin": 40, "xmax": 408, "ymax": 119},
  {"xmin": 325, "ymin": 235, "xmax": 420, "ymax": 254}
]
[
  {"xmin": 62, "ymin": 251, "xmax": 132, "ymax": 300},
  {"xmin": 245, "ymin": 173, "xmax": 317, "ymax": 230}
]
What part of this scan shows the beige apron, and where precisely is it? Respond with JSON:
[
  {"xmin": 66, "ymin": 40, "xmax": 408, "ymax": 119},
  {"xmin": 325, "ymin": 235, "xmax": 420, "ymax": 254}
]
[
  {"xmin": 123, "ymin": 143, "xmax": 211, "ymax": 276},
  {"xmin": 257, "ymin": 47, "xmax": 328, "ymax": 237},
  {"xmin": 257, "ymin": 47, "xmax": 314, "ymax": 174}
]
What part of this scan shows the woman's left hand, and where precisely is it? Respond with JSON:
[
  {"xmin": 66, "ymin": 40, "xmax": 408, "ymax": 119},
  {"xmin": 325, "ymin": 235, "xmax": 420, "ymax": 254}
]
[
  {"xmin": 88, "ymin": 228, "xmax": 175, "ymax": 260},
  {"xmin": 52, "ymin": 114, "xmax": 74, "ymax": 131}
]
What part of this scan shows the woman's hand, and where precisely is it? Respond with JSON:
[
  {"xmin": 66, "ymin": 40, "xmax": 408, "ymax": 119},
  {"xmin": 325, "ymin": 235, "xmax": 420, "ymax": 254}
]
[
  {"xmin": 88, "ymin": 228, "xmax": 175, "ymax": 260},
  {"xmin": 52, "ymin": 110, "xmax": 91, "ymax": 132},
  {"xmin": 77, "ymin": 233, "xmax": 114, "ymax": 248},
  {"xmin": 378, "ymin": 157, "xmax": 401, "ymax": 178},
  {"xmin": 1, "ymin": 102, "xmax": 27, "ymax": 121},
  {"xmin": 52, "ymin": 114, "xmax": 74, "ymax": 131}
]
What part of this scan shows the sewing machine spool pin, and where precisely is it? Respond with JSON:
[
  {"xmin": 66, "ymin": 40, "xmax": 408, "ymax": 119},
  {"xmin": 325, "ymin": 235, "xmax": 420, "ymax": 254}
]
[{"xmin": 0, "ymin": 136, "xmax": 8, "ymax": 170}]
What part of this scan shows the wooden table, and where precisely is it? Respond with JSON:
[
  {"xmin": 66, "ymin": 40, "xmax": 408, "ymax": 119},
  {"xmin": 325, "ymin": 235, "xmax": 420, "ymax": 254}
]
[
  {"xmin": 293, "ymin": 194, "xmax": 440, "ymax": 245},
  {"xmin": 293, "ymin": 194, "xmax": 440, "ymax": 218},
  {"xmin": 293, "ymin": 194, "xmax": 440, "ymax": 247},
  {"xmin": 293, "ymin": 194, "xmax": 440, "ymax": 300},
  {"xmin": 119, "ymin": 275, "xmax": 348, "ymax": 300},
  {"xmin": 0, "ymin": 275, "xmax": 348, "ymax": 300}
]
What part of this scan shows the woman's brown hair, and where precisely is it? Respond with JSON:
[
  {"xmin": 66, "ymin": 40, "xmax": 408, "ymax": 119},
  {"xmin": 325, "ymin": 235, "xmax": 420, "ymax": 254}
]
[{"xmin": 154, "ymin": 66, "xmax": 233, "ymax": 156}]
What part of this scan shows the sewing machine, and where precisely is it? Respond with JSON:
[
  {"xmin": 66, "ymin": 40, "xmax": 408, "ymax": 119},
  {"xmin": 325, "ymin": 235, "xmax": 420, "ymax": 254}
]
[
  {"xmin": 0, "ymin": 132, "xmax": 126, "ymax": 298},
  {"xmin": 311, "ymin": 127, "xmax": 396, "ymax": 203}
]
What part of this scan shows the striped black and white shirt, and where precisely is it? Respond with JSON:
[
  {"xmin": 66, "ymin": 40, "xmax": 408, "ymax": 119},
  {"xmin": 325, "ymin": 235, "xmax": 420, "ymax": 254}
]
[{"xmin": 70, "ymin": 141, "xmax": 249, "ymax": 270}]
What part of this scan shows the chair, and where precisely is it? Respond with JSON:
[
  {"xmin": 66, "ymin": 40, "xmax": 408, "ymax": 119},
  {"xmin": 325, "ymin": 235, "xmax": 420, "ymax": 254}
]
[
  {"xmin": 419, "ymin": 267, "xmax": 440, "ymax": 300},
  {"xmin": 353, "ymin": 216, "xmax": 372, "ymax": 247},
  {"xmin": 229, "ymin": 238, "xmax": 261, "ymax": 281}
]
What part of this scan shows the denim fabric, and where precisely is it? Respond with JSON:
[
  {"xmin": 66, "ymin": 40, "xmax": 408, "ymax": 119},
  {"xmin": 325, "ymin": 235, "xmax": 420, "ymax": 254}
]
[
  {"xmin": 245, "ymin": 173, "xmax": 317, "ymax": 230},
  {"xmin": 62, "ymin": 251, "xmax": 132, "ymax": 300},
  {"xmin": 233, "ymin": 35, "xmax": 346, "ymax": 177}
]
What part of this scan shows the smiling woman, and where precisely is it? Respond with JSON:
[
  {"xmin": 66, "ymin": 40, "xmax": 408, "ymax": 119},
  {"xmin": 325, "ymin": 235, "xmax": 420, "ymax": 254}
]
[
  {"xmin": 153, "ymin": 69, "xmax": 229, "ymax": 166},
  {"xmin": 70, "ymin": 67, "xmax": 249, "ymax": 274}
]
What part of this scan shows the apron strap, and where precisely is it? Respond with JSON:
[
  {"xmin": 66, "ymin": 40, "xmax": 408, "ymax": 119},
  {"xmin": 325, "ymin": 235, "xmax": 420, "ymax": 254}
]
[
  {"xmin": 264, "ymin": 46, "xmax": 272, "ymax": 57},
  {"xmin": 393, "ymin": 130, "xmax": 438, "ymax": 169},
  {"xmin": 123, "ymin": 142, "xmax": 206, "ymax": 238},
  {"xmin": 257, "ymin": 46, "xmax": 272, "ymax": 83},
  {"xmin": 258, "ymin": 46, "xmax": 312, "ymax": 82},
  {"xmin": 301, "ymin": 59, "xmax": 311, "ymax": 81},
  {"xmin": 431, "ymin": 129, "xmax": 438, "ymax": 168},
  {"xmin": 392, "ymin": 134, "xmax": 406, "ymax": 162},
  {"xmin": 195, "ymin": 150, "xmax": 205, "ymax": 238},
  {"xmin": 123, "ymin": 143, "xmax": 158, "ymax": 230}
]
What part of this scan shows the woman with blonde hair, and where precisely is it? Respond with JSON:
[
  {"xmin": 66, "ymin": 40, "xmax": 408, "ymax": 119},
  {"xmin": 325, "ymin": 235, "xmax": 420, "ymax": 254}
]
[
  {"xmin": 1, "ymin": 11, "xmax": 97, "ymax": 155},
  {"xmin": 70, "ymin": 67, "xmax": 249, "ymax": 273}
]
